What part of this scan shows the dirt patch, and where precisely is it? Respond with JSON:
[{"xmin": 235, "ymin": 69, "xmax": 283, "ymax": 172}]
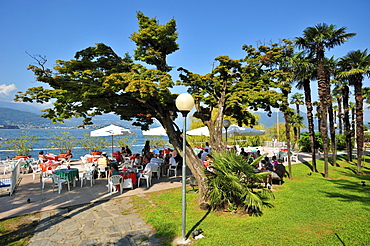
[{"xmin": 0, "ymin": 213, "xmax": 40, "ymax": 245}]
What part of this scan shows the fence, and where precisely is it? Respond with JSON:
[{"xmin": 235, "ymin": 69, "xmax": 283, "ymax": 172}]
[{"xmin": 10, "ymin": 159, "xmax": 21, "ymax": 196}]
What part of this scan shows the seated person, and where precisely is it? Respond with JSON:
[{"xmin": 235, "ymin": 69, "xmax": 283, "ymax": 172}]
[
  {"xmin": 164, "ymin": 154, "xmax": 177, "ymax": 175},
  {"xmin": 271, "ymin": 159, "xmax": 286, "ymax": 181},
  {"xmin": 200, "ymin": 149, "xmax": 209, "ymax": 161},
  {"xmin": 97, "ymin": 152, "xmax": 111, "ymax": 177},
  {"xmin": 38, "ymin": 151, "xmax": 47, "ymax": 163},
  {"xmin": 271, "ymin": 155, "xmax": 278, "ymax": 167},
  {"xmin": 65, "ymin": 149, "xmax": 73, "ymax": 158},
  {"xmin": 108, "ymin": 163, "xmax": 120, "ymax": 178}
]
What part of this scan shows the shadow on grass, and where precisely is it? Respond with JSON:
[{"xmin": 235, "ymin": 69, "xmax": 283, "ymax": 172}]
[
  {"xmin": 0, "ymin": 218, "xmax": 38, "ymax": 245},
  {"xmin": 320, "ymin": 175, "xmax": 370, "ymax": 208},
  {"xmin": 186, "ymin": 208, "xmax": 211, "ymax": 239}
]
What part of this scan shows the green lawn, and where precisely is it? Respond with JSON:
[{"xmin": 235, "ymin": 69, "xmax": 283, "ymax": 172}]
[{"xmin": 132, "ymin": 156, "xmax": 370, "ymax": 245}]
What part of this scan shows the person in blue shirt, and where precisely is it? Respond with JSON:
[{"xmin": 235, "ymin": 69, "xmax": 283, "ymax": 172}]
[{"xmin": 152, "ymin": 146, "xmax": 160, "ymax": 155}]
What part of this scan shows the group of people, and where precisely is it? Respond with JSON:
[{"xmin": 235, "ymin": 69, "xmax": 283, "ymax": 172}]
[{"xmin": 38, "ymin": 150, "xmax": 73, "ymax": 163}]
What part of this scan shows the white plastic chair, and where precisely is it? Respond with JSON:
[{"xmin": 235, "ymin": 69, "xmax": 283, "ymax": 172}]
[
  {"xmin": 80, "ymin": 168, "xmax": 95, "ymax": 187},
  {"xmin": 138, "ymin": 171, "xmax": 152, "ymax": 188},
  {"xmin": 108, "ymin": 175, "xmax": 123, "ymax": 195},
  {"xmin": 41, "ymin": 170, "xmax": 53, "ymax": 189},
  {"xmin": 291, "ymin": 152, "xmax": 299, "ymax": 162},
  {"xmin": 151, "ymin": 165, "xmax": 160, "ymax": 180},
  {"xmin": 30, "ymin": 162, "xmax": 42, "ymax": 180},
  {"xmin": 98, "ymin": 166, "xmax": 107, "ymax": 179},
  {"xmin": 51, "ymin": 174, "xmax": 70, "ymax": 194},
  {"xmin": 167, "ymin": 163, "xmax": 178, "ymax": 177}
]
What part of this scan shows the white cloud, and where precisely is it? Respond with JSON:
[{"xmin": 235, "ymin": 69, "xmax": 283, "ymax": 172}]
[{"xmin": 0, "ymin": 84, "xmax": 17, "ymax": 96}]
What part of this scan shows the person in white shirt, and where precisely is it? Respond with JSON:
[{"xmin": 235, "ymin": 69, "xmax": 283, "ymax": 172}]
[{"xmin": 201, "ymin": 149, "xmax": 209, "ymax": 161}]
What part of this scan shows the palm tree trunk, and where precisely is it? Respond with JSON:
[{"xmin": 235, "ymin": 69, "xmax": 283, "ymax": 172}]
[
  {"xmin": 303, "ymin": 79, "xmax": 317, "ymax": 172},
  {"xmin": 328, "ymin": 100, "xmax": 337, "ymax": 166},
  {"xmin": 354, "ymin": 80, "xmax": 364, "ymax": 172},
  {"xmin": 342, "ymin": 85, "xmax": 352, "ymax": 162},
  {"xmin": 337, "ymin": 96, "xmax": 343, "ymax": 134},
  {"xmin": 283, "ymin": 90, "xmax": 292, "ymax": 178},
  {"xmin": 317, "ymin": 49, "xmax": 329, "ymax": 178}
]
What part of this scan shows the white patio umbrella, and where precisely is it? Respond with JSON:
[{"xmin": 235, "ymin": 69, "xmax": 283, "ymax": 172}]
[
  {"xmin": 90, "ymin": 124, "xmax": 133, "ymax": 156},
  {"xmin": 186, "ymin": 125, "xmax": 265, "ymax": 137},
  {"xmin": 186, "ymin": 126, "xmax": 210, "ymax": 136},
  {"xmin": 142, "ymin": 126, "xmax": 167, "ymax": 136},
  {"xmin": 222, "ymin": 125, "xmax": 265, "ymax": 137}
]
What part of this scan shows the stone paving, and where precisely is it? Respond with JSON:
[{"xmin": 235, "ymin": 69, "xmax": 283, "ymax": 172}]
[{"xmin": 28, "ymin": 196, "xmax": 163, "ymax": 246}]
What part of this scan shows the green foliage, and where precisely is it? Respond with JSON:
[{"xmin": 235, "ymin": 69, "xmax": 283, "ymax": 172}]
[
  {"xmin": 143, "ymin": 136, "xmax": 170, "ymax": 150},
  {"xmin": 79, "ymin": 133, "xmax": 109, "ymax": 152},
  {"xmin": 115, "ymin": 136, "xmax": 138, "ymax": 151},
  {"xmin": 336, "ymin": 134, "xmax": 352, "ymax": 150},
  {"xmin": 297, "ymin": 131, "xmax": 322, "ymax": 152},
  {"xmin": 204, "ymin": 151, "xmax": 273, "ymax": 215},
  {"xmin": 0, "ymin": 132, "xmax": 39, "ymax": 156},
  {"xmin": 47, "ymin": 132, "xmax": 78, "ymax": 153}
]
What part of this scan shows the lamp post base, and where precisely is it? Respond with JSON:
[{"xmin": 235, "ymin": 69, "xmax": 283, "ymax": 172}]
[{"xmin": 172, "ymin": 237, "xmax": 192, "ymax": 245}]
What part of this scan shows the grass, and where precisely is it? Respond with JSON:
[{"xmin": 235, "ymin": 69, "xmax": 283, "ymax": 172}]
[
  {"xmin": 132, "ymin": 156, "xmax": 370, "ymax": 245},
  {"xmin": 0, "ymin": 214, "xmax": 39, "ymax": 246}
]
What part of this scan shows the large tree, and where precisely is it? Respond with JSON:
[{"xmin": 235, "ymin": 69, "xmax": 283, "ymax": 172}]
[
  {"xmin": 178, "ymin": 50, "xmax": 282, "ymax": 151},
  {"xmin": 295, "ymin": 23, "xmax": 356, "ymax": 178},
  {"xmin": 338, "ymin": 49, "xmax": 370, "ymax": 172},
  {"xmin": 16, "ymin": 12, "xmax": 212, "ymax": 204}
]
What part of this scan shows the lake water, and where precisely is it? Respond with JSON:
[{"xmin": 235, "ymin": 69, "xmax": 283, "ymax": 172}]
[{"xmin": 0, "ymin": 128, "xmax": 168, "ymax": 160}]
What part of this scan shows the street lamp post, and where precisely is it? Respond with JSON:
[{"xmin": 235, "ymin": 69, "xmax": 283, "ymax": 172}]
[
  {"xmin": 175, "ymin": 93, "xmax": 194, "ymax": 243},
  {"xmin": 223, "ymin": 119, "xmax": 231, "ymax": 147}
]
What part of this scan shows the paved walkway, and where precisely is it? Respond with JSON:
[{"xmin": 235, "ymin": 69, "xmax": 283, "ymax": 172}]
[{"xmin": 28, "ymin": 196, "xmax": 162, "ymax": 246}]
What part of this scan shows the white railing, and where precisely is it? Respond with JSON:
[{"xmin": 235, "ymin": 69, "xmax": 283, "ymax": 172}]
[{"xmin": 10, "ymin": 159, "xmax": 22, "ymax": 196}]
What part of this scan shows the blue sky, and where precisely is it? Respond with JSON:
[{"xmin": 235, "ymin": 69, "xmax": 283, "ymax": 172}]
[{"xmin": 0, "ymin": 0, "xmax": 369, "ymax": 118}]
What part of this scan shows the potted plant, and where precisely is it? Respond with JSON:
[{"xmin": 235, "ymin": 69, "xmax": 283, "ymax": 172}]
[
  {"xmin": 80, "ymin": 133, "xmax": 109, "ymax": 155},
  {"xmin": 47, "ymin": 131, "xmax": 78, "ymax": 158},
  {"xmin": 1, "ymin": 132, "xmax": 39, "ymax": 159}
]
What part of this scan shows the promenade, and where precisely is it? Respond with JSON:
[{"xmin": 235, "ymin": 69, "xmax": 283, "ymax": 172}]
[{"xmin": 0, "ymin": 148, "xmax": 317, "ymax": 245}]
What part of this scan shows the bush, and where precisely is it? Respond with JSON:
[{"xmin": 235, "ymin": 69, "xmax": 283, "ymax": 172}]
[
  {"xmin": 204, "ymin": 150, "xmax": 273, "ymax": 215},
  {"xmin": 297, "ymin": 131, "xmax": 322, "ymax": 152}
]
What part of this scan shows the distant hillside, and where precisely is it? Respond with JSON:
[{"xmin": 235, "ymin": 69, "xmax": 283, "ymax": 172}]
[{"xmin": 0, "ymin": 107, "xmax": 131, "ymax": 129}]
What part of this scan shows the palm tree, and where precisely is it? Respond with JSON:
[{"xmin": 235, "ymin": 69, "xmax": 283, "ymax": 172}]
[
  {"xmin": 204, "ymin": 151, "xmax": 273, "ymax": 215},
  {"xmin": 338, "ymin": 49, "xmax": 370, "ymax": 172},
  {"xmin": 332, "ymin": 85, "xmax": 344, "ymax": 134},
  {"xmin": 325, "ymin": 56, "xmax": 339, "ymax": 167},
  {"xmin": 290, "ymin": 52, "xmax": 318, "ymax": 171},
  {"xmin": 295, "ymin": 23, "xmax": 356, "ymax": 178},
  {"xmin": 290, "ymin": 93, "xmax": 305, "ymax": 139}
]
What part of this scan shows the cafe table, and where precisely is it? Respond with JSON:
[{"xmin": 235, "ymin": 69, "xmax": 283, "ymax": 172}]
[
  {"xmin": 119, "ymin": 171, "xmax": 137, "ymax": 186},
  {"xmin": 45, "ymin": 154, "xmax": 59, "ymax": 161},
  {"xmin": 40, "ymin": 161, "xmax": 60, "ymax": 171},
  {"xmin": 54, "ymin": 168, "xmax": 79, "ymax": 187}
]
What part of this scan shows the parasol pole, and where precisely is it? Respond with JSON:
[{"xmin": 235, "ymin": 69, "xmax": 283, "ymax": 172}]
[{"xmin": 111, "ymin": 135, "xmax": 114, "ymax": 158}]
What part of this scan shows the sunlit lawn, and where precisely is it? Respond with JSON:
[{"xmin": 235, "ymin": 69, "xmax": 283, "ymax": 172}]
[{"xmin": 132, "ymin": 156, "xmax": 370, "ymax": 245}]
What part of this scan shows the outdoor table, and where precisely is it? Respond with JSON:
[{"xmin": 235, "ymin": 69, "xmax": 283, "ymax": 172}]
[
  {"xmin": 85, "ymin": 155, "xmax": 100, "ymax": 163},
  {"xmin": 40, "ymin": 161, "xmax": 60, "ymax": 171},
  {"xmin": 45, "ymin": 154, "xmax": 59, "ymax": 161},
  {"xmin": 54, "ymin": 168, "xmax": 79, "ymax": 187},
  {"xmin": 119, "ymin": 171, "xmax": 137, "ymax": 185},
  {"xmin": 278, "ymin": 151, "xmax": 288, "ymax": 159}
]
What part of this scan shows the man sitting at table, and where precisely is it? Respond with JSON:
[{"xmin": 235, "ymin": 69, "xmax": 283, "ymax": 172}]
[
  {"xmin": 97, "ymin": 152, "xmax": 110, "ymax": 177},
  {"xmin": 38, "ymin": 151, "xmax": 47, "ymax": 163},
  {"xmin": 271, "ymin": 159, "xmax": 286, "ymax": 183}
]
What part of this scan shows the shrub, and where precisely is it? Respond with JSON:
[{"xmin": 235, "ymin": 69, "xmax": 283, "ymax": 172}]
[{"xmin": 204, "ymin": 150, "xmax": 273, "ymax": 215}]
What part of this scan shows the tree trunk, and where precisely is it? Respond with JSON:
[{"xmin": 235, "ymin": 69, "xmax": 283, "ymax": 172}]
[
  {"xmin": 328, "ymin": 98, "xmax": 337, "ymax": 167},
  {"xmin": 337, "ymin": 96, "xmax": 343, "ymax": 135},
  {"xmin": 342, "ymin": 85, "xmax": 352, "ymax": 162},
  {"xmin": 354, "ymin": 79, "xmax": 364, "ymax": 172},
  {"xmin": 283, "ymin": 90, "xmax": 292, "ymax": 178},
  {"xmin": 303, "ymin": 79, "xmax": 317, "ymax": 172},
  {"xmin": 317, "ymin": 48, "xmax": 329, "ymax": 178}
]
